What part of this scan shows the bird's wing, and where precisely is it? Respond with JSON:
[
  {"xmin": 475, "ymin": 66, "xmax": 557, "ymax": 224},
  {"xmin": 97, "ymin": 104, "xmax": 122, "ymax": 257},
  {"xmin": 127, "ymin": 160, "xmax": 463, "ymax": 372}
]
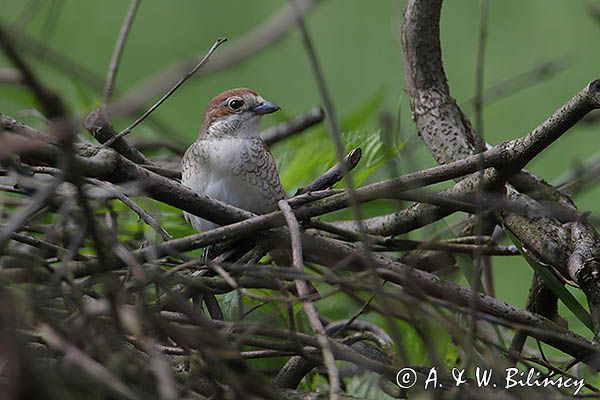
[{"xmin": 238, "ymin": 137, "xmax": 286, "ymax": 204}]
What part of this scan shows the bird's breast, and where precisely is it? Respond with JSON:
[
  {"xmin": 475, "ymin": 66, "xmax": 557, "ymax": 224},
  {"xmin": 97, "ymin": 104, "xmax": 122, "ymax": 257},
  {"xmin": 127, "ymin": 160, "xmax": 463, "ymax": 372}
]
[{"xmin": 181, "ymin": 138, "xmax": 284, "ymax": 222}]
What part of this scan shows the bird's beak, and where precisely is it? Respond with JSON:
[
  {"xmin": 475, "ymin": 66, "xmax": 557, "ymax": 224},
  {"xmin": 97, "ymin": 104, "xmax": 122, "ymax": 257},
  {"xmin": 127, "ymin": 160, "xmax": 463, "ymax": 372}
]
[{"xmin": 252, "ymin": 101, "xmax": 280, "ymax": 115}]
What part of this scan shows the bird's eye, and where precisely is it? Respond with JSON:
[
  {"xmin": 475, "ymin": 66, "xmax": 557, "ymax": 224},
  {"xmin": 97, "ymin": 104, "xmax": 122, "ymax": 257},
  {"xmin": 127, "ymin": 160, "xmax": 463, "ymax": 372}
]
[{"xmin": 228, "ymin": 99, "xmax": 243, "ymax": 110}]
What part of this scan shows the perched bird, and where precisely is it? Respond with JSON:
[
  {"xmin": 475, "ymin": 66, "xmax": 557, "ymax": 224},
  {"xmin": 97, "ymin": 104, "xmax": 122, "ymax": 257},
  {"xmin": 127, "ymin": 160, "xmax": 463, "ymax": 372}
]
[{"xmin": 182, "ymin": 88, "xmax": 285, "ymax": 232}]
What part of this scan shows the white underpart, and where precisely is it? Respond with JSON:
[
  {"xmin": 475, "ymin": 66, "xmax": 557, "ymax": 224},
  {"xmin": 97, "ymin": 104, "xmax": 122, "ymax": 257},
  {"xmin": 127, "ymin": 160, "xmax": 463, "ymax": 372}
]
[
  {"xmin": 182, "ymin": 134, "xmax": 281, "ymax": 231},
  {"xmin": 209, "ymin": 112, "xmax": 261, "ymax": 138}
]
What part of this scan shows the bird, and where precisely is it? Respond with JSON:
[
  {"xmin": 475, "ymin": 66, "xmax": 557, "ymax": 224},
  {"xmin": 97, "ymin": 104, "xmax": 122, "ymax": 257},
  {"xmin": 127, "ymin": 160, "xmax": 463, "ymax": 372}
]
[{"xmin": 181, "ymin": 88, "xmax": 285, "ymax": 233}]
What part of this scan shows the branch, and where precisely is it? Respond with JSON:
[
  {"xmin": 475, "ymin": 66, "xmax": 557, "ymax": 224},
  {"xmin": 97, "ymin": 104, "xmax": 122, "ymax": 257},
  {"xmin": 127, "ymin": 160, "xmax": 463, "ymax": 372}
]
[
  {"xmin": 302, "ymin": 234, "xmax": 600, "ymax": 368},
  {"xmin": 473, "ymin": 0, "xmax": 489, "ymax": 136},
  {"xmin": 5, "ymin": 114, "xmax": 600, "ymax": 368},
  {"xmin": 295, "ymin": 147, "xmax": 362, "ymax": 195},
  {"xmin": 401, "ymin": 0, "xmax": 600, "ymax": 335},
  {"xmin": 6, "ymin": 86, "xmax": 600, "ymax": 252},
  {"xmin": 461, "ymin": 55, "xmax": 571, "ymax": 114},
  {"xmin": 279, "ymin": 200, "xmax": 341, "ymax": 399},
  {"xmin": 401, "ymin": 0, "xmax": 485, "ymax": 164},
  {"xmin": 103, "ymin": 0, "xmax": 141, "ymax": 105},
  {"xmin": 84, "ymin": 108, "xmax": 152, "ymax": 165},
  {"xmin": 312, "ymin": 220, "xmax": 518, "ymax": 256},
  {"xmin": 555, "ymin": 150, "xmax": 600, "ymax": 196},
  {"xmin": 0, "ymin": 24, "xmax": 67, "ymax": 118},
  {"xmin": 261, "ymin": 106, "xmax": 324, "ymax": 146},
  {"xmin": 38, "ymin": 323, "xmax": 141, "ymax": 400},
  {"xmin": 0, "ymin": 179, "xmax": 59, "ymax": 252},
  {"xmin": 88, "ymin": 178, "xmax": 172, "ymax": 241},
  {"xmin": 510, "ymin": 274, "xmax": 559, "ymax": 357},
  {"xmin": 110, "ymin": 0, "xmax": 321, "ymax": 116},
  {"xmin": 0, "ymin": 67, "xmax": 23, "ymax": 85},
  {"xmin": 568, "ymin": 220, "xmax": 600, "ymax": 339},
  {"xmin": 334, "ymin": 168, "xmax": 496, "ymax": 236},
  {"xmin": 103, "ymin": 37, "xmax": 227, "ymax": 146}
]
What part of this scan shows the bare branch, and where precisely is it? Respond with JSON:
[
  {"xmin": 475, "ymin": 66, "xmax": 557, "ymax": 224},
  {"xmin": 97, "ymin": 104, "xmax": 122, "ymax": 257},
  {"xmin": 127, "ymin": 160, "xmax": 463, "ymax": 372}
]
[
  {"xmin": 110, "ymin": 0, "xmax": 321, "ymax": 117},
  {"xmin": 84, "ymin": 108, "xmax": 153, "ymax": 165},
  {"xmin": 401, "ymin": 0, "xmax": 600, "ymax": 336},
  {"xmin": 473, "ymin": 0, "xmax": 489, "ymax": 136},
  {"xmin": 296, "ymin": 147, "xmax": 362, "ymax": 195},
  {"xmin": 104, "ymin": 37, "xmax": 227, "ymax": 146},
  {"xmin": 568, "ymin": 220, "xmax": 600, "ymax": 338},
  {"xmin": 88, "ymin": 178, "xmax": 172, "ymax": 241},
  {"xmin": 401, "ymin": 0, "xmax": 485, "ymax": 164},
  {"xmin": 38, "ymin": 323, "xmax": 141, "ymax": 400},
  {"xmin": 0, "ymin": 24, "xmax": 67, "ymax": 118},
  {"xmin": 0, "ymin": 180, "xmax": 59, "ymax": 252},
  {"xmin": 103, "ymin": 0, "xmax": 141, "ymax": 105},
  {"xmin": 279, "ymin": 199, "xmax": 341, "ymax": 400},
  {"xmin": 261, "ymin": 106, "xmax": 324, "ymax": 146},
  {"xmin": 462, "ymin": 55, "xmax": 571, "ymax": 114},
  {"xmin": 0, "ymin": 67, "xmax": 23, "ymax": 84}
]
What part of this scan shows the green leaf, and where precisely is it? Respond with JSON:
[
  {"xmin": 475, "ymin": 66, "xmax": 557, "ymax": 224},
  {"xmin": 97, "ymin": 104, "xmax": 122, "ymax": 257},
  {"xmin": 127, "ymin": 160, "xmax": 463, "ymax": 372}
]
[
  {"xmin": 278, "ymin": 88, "xmax": 391, "ymax": 192},
  {"xmin": 344, "ymin": 129, "xmax": 405, "ymax": 186},
  {"xmin": 453, "ymin": 252, "xmax": 481, "ymax": 289},
  {"xmin": 346, "ymin": 372, "xmax": 395, "ymax": 400},
  {"xmin": 505, "ymin": 229, "xmax": 594, "ymax": 332},
  {"xmin": 220, "ymin": 290, "xmax": 241, "ymax": 321},
  {"xmin": 444, "ymin": 343, "xmax": 460, "ymax": 368}
]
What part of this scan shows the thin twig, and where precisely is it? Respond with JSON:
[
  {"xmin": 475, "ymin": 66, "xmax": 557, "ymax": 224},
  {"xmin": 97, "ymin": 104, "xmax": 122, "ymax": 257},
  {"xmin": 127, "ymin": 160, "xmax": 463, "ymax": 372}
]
[
  {"xmin": 11, "ymin": 0, "xmax": 44, "ymax": 28},
  {"xmin": 295, "ymin": 148, "xmax": 362, "ymax": 195},
  {"xmin": 462, "ymin": 55, "xmax": 571, "ymax": 113},
  {"xmin": 473, "ymin": 0, "xmax": 489, "ymax": 136},
  {"xmin": 103, "ymin": 0, "xmax": 141, "ymax": 105},
  {"xmin": 37, "ymin": 0, "xmax": 64, "ymax": 63},
  {"xmin": 110, "ymin": 0, "xmax": 320, "ymax": 116},
  {"xmin": 555, "ymin": 150, "xmax": 600, "ymax": 196},
  {"xmin": 0, "ymin": 68, "xmax": 23, "ymax": 84},
  {"xmin": 261, "ymin": 106, "xmax": 324, "ymax": 146},
  {"xmin": 468, "ymin": 0, "xmax": 491, "ymax": 362},
  {"xmin": 88, "ymin": 178, "xmax": 171, "ymax": 241},
  {"xmin": 128, "ymin": 138, "xmax": 186, "ymax": 155},
  {"xmin": 0, "ymin": 24, "xmax": 67, "ymax": 118},
  {"xmin": 289, "ymin": 0, "xmax": 373, "ymax": 258},
  {"xmin": 290, "ymin": 0, "xmax": 348, "ymax": 184},
  {"xmin": 310, "ymin": 219, "xmax": 518, "ymax": 255},
  {"xmin": 38, "ymin": 323, "xmax": 141, "ymax": 400},
  {"xmin": 8, "ymin": 230, "xmax": 90, "ymax": 260},
  {"xmin": 278, "ymin": 200, "xmax": 340, "ymax": 400},
  {"xmin": 84, "ymin": 108, "xmax": 153, "ymax": 165},
  {"xmin": 0, "ymin": 180, "xmax": 59, "ymax": 252},
  {"xmin": 103, "ymin": 37, "xmax": 227, "ymax": 146}
]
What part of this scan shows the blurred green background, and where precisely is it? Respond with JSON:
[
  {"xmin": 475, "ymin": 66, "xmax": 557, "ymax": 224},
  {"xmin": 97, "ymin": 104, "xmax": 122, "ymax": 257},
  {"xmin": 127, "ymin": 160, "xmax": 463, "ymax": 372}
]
[{"xmin": 2, "ymin": 0, "xmax": 600, "ymax": 339}]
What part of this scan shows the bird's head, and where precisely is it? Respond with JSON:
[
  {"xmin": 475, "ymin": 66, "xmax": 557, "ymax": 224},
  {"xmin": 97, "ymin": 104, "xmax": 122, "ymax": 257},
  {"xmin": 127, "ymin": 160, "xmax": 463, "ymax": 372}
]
[{"xmin": 200, "ymin": 88, "xmax": 280, "ymax": 138}]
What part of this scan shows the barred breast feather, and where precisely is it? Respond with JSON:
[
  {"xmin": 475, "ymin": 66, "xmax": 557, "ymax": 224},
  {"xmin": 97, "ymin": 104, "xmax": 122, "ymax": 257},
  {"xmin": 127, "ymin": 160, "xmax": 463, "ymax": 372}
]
[{"xmin": 181, "ymin": 136, "xmax": 285, "ymax": 231}]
